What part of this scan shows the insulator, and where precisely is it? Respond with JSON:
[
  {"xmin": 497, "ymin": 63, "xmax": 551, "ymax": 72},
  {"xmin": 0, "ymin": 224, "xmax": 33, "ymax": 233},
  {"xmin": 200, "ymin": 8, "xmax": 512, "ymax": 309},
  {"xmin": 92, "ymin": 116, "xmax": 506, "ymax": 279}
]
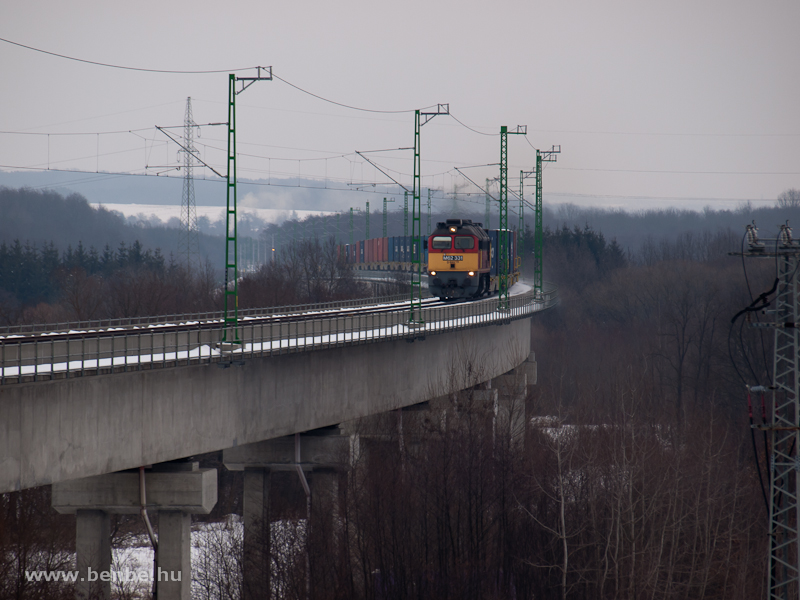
[
  {"xmin": 746, "ymin": 223, "xmax": 765, "ymax": 251},
  {"xmin": 780, "ymin": 224, "xmax": 793, "ymax": 246}
]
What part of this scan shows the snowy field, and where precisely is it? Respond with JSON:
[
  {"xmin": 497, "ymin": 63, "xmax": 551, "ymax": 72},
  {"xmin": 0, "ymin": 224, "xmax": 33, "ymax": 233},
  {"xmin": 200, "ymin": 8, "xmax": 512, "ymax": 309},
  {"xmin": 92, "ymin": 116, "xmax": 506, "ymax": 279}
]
[{"xmin": 91, "ymin": 203, "xmax": 332, "ymax": 226}]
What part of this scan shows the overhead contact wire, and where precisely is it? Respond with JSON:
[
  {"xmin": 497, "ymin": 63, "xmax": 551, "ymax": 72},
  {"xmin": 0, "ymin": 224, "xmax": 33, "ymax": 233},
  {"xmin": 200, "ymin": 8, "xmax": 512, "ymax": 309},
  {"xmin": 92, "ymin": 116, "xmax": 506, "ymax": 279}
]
[
  {"xmin": 0, "ymin": 37, "xmax": 256, "ymax": 73},
  {"xmin": 273, "ymin": 74, "xmax": 418, "ymax": 114}
]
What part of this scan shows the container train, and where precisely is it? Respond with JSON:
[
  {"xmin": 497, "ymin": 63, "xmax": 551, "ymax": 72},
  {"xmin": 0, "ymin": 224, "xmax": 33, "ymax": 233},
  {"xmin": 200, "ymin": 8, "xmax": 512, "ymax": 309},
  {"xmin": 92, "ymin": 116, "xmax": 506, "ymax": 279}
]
[{"xmin": 337, "ymin": 218, "xmax": 520, "ymax": 301}]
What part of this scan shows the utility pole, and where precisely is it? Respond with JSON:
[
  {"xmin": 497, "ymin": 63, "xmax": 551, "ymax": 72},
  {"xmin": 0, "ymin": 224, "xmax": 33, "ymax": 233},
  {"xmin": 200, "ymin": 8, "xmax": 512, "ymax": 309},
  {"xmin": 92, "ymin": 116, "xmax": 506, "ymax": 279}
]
[
  {"xmin": 349, "ymin": 207, "xmax": 354, "ymax": 247},
  {"xmin": 534, "ymin": 145, "xmax": 560, "ymax": 296},
  {"xmin": 519, "ymin": 169, "xmax": 535, "ymax": 273},
  {"xmin": 410, "ymin": 104, "xmax": 449, "ymax": 325},
  {"xmin": 427, "ymin": 188, "xmax": 432, "ymax": 235},
  {"xmin": 404, "ymin": 190, "xmax": 409, "ymax": 237},
  {"xmin": 365, "ymin": 201, "xmax": 370, "ymax": 239},
  {"xmin": 222, "ymin": 67, "xmax": 272, "ymax": 345},
  {"xmin": 178, "ymin": 97, "xmax": 201, "ymax": 274},
  {"xmin": 349, "ymin": 207, "xmax": 363, "ymax": 247},
  {"xmin": 485, "ymin": 178, "xmax": 491, "ymax": 229},
  {"xmin": 498, "ymin": 125, "xmax": 526, "ymax": 310},
  {"xmin": 383, "ymin": 197, "xmax": 395, "ymax": 237}
]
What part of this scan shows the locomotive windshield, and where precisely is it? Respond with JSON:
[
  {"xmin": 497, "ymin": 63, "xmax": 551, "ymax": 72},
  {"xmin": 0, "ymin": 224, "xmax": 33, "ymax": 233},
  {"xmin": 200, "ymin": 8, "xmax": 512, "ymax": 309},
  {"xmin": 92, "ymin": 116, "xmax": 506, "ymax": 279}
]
[
  {"xmin": 431, "ymin": 236, "xmax": 451, "ymax": 249},
  {"xmin": 454, "ymin": 236, "xmax": 474, "ymax": 249}
]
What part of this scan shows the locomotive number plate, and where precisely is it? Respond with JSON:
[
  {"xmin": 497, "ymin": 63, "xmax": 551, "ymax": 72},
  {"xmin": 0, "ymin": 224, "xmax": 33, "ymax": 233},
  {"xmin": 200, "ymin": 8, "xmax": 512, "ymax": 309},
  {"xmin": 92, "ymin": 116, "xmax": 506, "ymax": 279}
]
[{"xmin": 443, "ymin": 255, "xmax": 463, "ymax": 261}]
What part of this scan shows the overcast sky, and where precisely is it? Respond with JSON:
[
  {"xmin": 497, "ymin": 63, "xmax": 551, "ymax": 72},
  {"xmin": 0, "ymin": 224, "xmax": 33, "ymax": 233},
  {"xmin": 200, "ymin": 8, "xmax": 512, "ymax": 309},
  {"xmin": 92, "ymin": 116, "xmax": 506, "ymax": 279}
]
[{"xmin": 1, "ymin": 0, "xmax": 798, "ymax": 213}]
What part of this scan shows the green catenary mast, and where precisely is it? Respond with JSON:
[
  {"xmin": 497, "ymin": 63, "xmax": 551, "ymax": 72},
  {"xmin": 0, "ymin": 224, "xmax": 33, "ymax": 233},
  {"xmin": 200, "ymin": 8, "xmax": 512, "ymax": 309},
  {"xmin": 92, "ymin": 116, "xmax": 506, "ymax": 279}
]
[
  {"xmin": 485, "ymin": 177, "xmax": 491, "ymax": 229},
  {"xmin": 410, "ymin": 104, "xmax": 449, "ymax": 324},
  {"xmin": 403, "ymin": 190, "xmax": 409, "ymax": 237},
  {"xmin": 533, "ymin": 145, "xmax": 561, "ymax": 296},
  {"xmin": 383, "ymin": 197, "xmax": 395, "ymax": 237},
  {"xmin": 519, "ymin": 168, "xmax": 536, "ymax": 273},
  {"xmin": 427, "ymin": 188, "xmax": 432, "ymax": 235},
  {"xmin": 498, "ymin": 125, "xmax": 526, "ymax": 310},
  {"xmin": 222, "ymin": 67, "xmax": 272, "ymax": 344}
]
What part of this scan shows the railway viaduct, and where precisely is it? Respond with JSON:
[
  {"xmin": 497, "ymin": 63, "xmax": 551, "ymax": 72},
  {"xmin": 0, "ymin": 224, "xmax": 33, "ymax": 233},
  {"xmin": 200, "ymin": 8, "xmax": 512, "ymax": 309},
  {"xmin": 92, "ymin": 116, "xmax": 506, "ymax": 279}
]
[{"xmin": 0, "ymin": 284, "xmax": 556, "ymax": 599}]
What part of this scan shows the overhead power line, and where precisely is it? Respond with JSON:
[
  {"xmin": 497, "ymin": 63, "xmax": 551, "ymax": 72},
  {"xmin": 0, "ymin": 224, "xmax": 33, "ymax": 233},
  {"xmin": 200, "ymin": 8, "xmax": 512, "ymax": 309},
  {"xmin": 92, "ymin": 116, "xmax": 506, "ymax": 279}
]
[
  {"xmin": 273, "ymin": 74, "xmax": 421, "ymax": 114},
  {"xmin": 0, "ymin": 36, "xmax": 257, "ymax": 73},
  {"xmin": 553, "ymin": 166, "xmax": 800, "ymax": 175},
  {"xmin": 448, "ymin": 113, "xmax": 500, "ymax": 136}
]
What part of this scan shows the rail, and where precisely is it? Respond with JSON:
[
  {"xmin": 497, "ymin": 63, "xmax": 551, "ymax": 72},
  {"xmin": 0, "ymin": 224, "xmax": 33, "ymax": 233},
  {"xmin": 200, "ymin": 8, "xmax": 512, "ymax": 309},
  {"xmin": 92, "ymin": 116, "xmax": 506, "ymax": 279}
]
[
  {"xmin": 0, "ymin": 285, "xmax": 557, "ymax": 385},
  {"xmin": 0, "ymin": 292, "xmax": 422, "ymax": 336}
]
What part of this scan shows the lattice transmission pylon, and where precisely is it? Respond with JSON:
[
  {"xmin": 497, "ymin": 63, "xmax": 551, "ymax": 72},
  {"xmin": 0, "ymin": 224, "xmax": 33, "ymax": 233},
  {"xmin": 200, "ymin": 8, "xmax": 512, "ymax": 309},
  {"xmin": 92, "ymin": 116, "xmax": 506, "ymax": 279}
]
[
  {"xmin": 769, "ymin": 245, "xmax": 800, "ymax": 600},
  {"xmin": 179, "ymin": 97, "xmax": 201, "ymax": 273},
  {"xmin": 742, "ymin": 224, "xmax": 800, "ymax": 599}
]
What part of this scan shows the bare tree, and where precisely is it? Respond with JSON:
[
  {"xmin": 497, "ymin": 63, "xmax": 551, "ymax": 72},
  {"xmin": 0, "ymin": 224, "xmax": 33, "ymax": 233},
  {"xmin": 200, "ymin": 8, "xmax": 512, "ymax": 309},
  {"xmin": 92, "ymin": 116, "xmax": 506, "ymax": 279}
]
[{"xmin": 777, "ymin": 188, "xmax": 800, "ymax": 208}]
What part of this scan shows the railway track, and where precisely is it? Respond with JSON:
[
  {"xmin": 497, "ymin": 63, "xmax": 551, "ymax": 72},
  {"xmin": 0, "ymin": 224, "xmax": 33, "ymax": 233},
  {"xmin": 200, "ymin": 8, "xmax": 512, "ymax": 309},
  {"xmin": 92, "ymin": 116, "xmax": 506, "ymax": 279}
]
[
  {"xmin": 0, "ymin": 295, "xmax": 446, "ymax": 344},
  {"xmin": 0, "ymin": 285, "xmax": 557, "ymax": 385}
]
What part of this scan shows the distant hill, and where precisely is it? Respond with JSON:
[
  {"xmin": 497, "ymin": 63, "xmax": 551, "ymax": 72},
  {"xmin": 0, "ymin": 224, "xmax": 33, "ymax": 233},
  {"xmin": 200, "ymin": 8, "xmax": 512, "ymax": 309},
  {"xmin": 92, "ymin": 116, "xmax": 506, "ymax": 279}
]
[
  {"xmin": 1, "ymin": 180, "xmax": 795, "ymax": 267},
  {"xmin": 542, "ymin": 199, "xmax": 795, "ymax": 254},
  {"xmin": 0, "ymin": 186, "xmax": 222, "ymax": 263}
]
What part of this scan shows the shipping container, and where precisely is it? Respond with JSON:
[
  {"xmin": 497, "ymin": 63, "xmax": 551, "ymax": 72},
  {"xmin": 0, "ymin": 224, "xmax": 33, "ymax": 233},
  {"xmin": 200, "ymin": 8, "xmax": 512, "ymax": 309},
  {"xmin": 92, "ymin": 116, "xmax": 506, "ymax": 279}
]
[
  {"xmin": 388, "ymin": 237, "xmax": 395, "ymax": 263},
  {"xmin": 489, "ymin": 230, "xmax": 499, "ymax": 275}
]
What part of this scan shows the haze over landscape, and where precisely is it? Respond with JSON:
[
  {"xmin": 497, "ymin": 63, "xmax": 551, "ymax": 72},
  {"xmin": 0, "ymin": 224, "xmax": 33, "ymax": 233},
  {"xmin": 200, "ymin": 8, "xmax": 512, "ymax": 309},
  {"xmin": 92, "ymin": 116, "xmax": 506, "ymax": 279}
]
[
  {"xmin": 2, "ymin": 3, "xmax": 800, "ymax": 599},
  {"xmin": 1, "ymin": 0, "xmax": 797, "ymax": 215}
]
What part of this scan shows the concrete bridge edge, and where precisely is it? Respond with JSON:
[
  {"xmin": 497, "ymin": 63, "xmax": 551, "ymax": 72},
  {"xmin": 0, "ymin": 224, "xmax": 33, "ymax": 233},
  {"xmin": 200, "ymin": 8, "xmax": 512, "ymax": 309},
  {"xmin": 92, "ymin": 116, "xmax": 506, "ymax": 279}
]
[{"xmin": 0, "ymin": 317, "xmax": 532, "ymax": 493}]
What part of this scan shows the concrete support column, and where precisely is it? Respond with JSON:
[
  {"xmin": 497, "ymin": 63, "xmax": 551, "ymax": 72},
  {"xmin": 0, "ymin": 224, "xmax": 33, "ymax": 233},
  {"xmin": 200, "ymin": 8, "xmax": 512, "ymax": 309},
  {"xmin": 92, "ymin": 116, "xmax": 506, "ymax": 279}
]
[
  {"xmin": 157, "ymin": 511, "xmax": 192, "ymax": 600},
  {"xmin": 75, "ymin": 509, "xmax": 111, "ymax": 600},
  {"xmin": 53, "ymin": 466, "xmax": 216, "ymax": 600},
  {"xmin": 242, "ymin": 468, "xmax": 271, "ymax": 600},
  {"xmin": 495, "ymin": 357, "xmax": 534, "ymax": 447},
  {"xmin": 224, "ymin": 433, "xmax": 349, "ymax": 600},
  {"xmin": 311, "ymin": 468, "xmax": 341, "ymax": 541}
]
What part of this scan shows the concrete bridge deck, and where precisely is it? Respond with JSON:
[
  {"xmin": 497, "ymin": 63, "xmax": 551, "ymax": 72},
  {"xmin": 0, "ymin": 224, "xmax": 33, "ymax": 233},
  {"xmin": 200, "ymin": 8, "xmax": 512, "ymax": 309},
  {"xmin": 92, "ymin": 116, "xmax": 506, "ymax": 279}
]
[{"xmin": 0, "ymin": 283, "xmax": 558, "ymax": 493}]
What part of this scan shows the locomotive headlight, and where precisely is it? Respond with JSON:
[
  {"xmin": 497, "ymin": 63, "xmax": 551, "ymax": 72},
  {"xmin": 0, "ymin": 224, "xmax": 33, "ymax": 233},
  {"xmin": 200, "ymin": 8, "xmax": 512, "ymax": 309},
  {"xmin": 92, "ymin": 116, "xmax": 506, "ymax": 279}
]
[
  {"xmin": 468, "ymin": 271, "xmax": 475, "ymax": 277},
  {"xmin": 449, "ymin": 226, "xmax": 457, "ymax": 232},
  {"xmin": 430, "ymin": 271, "xmax": 437, "ymax": 276}
]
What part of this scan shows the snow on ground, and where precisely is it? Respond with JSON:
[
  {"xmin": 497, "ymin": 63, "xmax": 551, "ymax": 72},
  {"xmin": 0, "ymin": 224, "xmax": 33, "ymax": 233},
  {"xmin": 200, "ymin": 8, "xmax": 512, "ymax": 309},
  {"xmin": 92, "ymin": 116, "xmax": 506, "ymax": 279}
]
[
  {"xmin": 108, "ymin": 516, "xmax": 304, "ymax": 599},
  {"xmin": 1, "ymin": 283, "xmax": 547, "ymax": 377}
]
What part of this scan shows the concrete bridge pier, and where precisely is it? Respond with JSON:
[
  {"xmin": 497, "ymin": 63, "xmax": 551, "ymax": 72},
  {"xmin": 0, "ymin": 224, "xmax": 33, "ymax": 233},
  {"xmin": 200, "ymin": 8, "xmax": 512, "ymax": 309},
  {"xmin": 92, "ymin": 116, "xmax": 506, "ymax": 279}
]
[
  {"xmin": 223, "ymin": 431, "xmax": 349, "ymax": 600},
  {"xmin": 51, "ymin": 463, "xmax": 217, "ymax": 600},
  {"xmin": 487, "ymin": 351, "xmax": 537, "ymax": 448},
  {"xmin": 74, "ymin": 509, "xmax": 112, "ymax": 600}
]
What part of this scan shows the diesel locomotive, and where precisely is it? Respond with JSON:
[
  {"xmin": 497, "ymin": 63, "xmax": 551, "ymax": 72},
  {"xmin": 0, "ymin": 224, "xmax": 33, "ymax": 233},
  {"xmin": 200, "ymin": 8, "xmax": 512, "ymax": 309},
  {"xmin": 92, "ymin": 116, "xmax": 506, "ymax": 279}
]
[
  {"xmin": 426, "ymin": 218, "xmax": 519, "ymax": 300},
  {"xmin": 337, "ymin": 218, "xmax": 520, "ymax": 301}
]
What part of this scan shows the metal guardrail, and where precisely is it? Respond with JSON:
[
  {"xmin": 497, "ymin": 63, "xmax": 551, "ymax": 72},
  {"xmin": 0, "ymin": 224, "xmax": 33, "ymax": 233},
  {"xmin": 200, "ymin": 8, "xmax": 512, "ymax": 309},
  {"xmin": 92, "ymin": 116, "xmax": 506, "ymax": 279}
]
[
  {"xmin": 0, "ymin": 286, "xmax": 558, "ymax": 386},
  {"xmin": 0, "ymin": 292, "xmax": 419, "ymax": 337}
]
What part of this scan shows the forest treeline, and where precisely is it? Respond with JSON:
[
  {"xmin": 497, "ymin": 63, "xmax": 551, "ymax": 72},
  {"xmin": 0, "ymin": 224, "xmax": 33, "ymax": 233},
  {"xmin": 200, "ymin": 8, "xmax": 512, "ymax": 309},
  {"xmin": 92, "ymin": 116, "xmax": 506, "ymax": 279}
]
[
  {"xmin": 541, "ymin": 187, "xmax": 800, "ymax": 254},
  {"xmin": 0, "ymin": 236, "xmax": 370, "ymax": 326},
  {"xmin": 6, "ymin": 184, "xmax": 799, "ymax": 271}
]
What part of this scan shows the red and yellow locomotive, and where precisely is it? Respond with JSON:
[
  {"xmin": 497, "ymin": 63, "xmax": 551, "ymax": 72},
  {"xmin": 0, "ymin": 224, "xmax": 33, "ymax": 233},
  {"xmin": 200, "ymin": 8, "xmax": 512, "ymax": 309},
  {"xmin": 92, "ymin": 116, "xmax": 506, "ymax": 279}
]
[{"xmin": 426, "ymin": 218, "xmax": 519, "ymax": 300}]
